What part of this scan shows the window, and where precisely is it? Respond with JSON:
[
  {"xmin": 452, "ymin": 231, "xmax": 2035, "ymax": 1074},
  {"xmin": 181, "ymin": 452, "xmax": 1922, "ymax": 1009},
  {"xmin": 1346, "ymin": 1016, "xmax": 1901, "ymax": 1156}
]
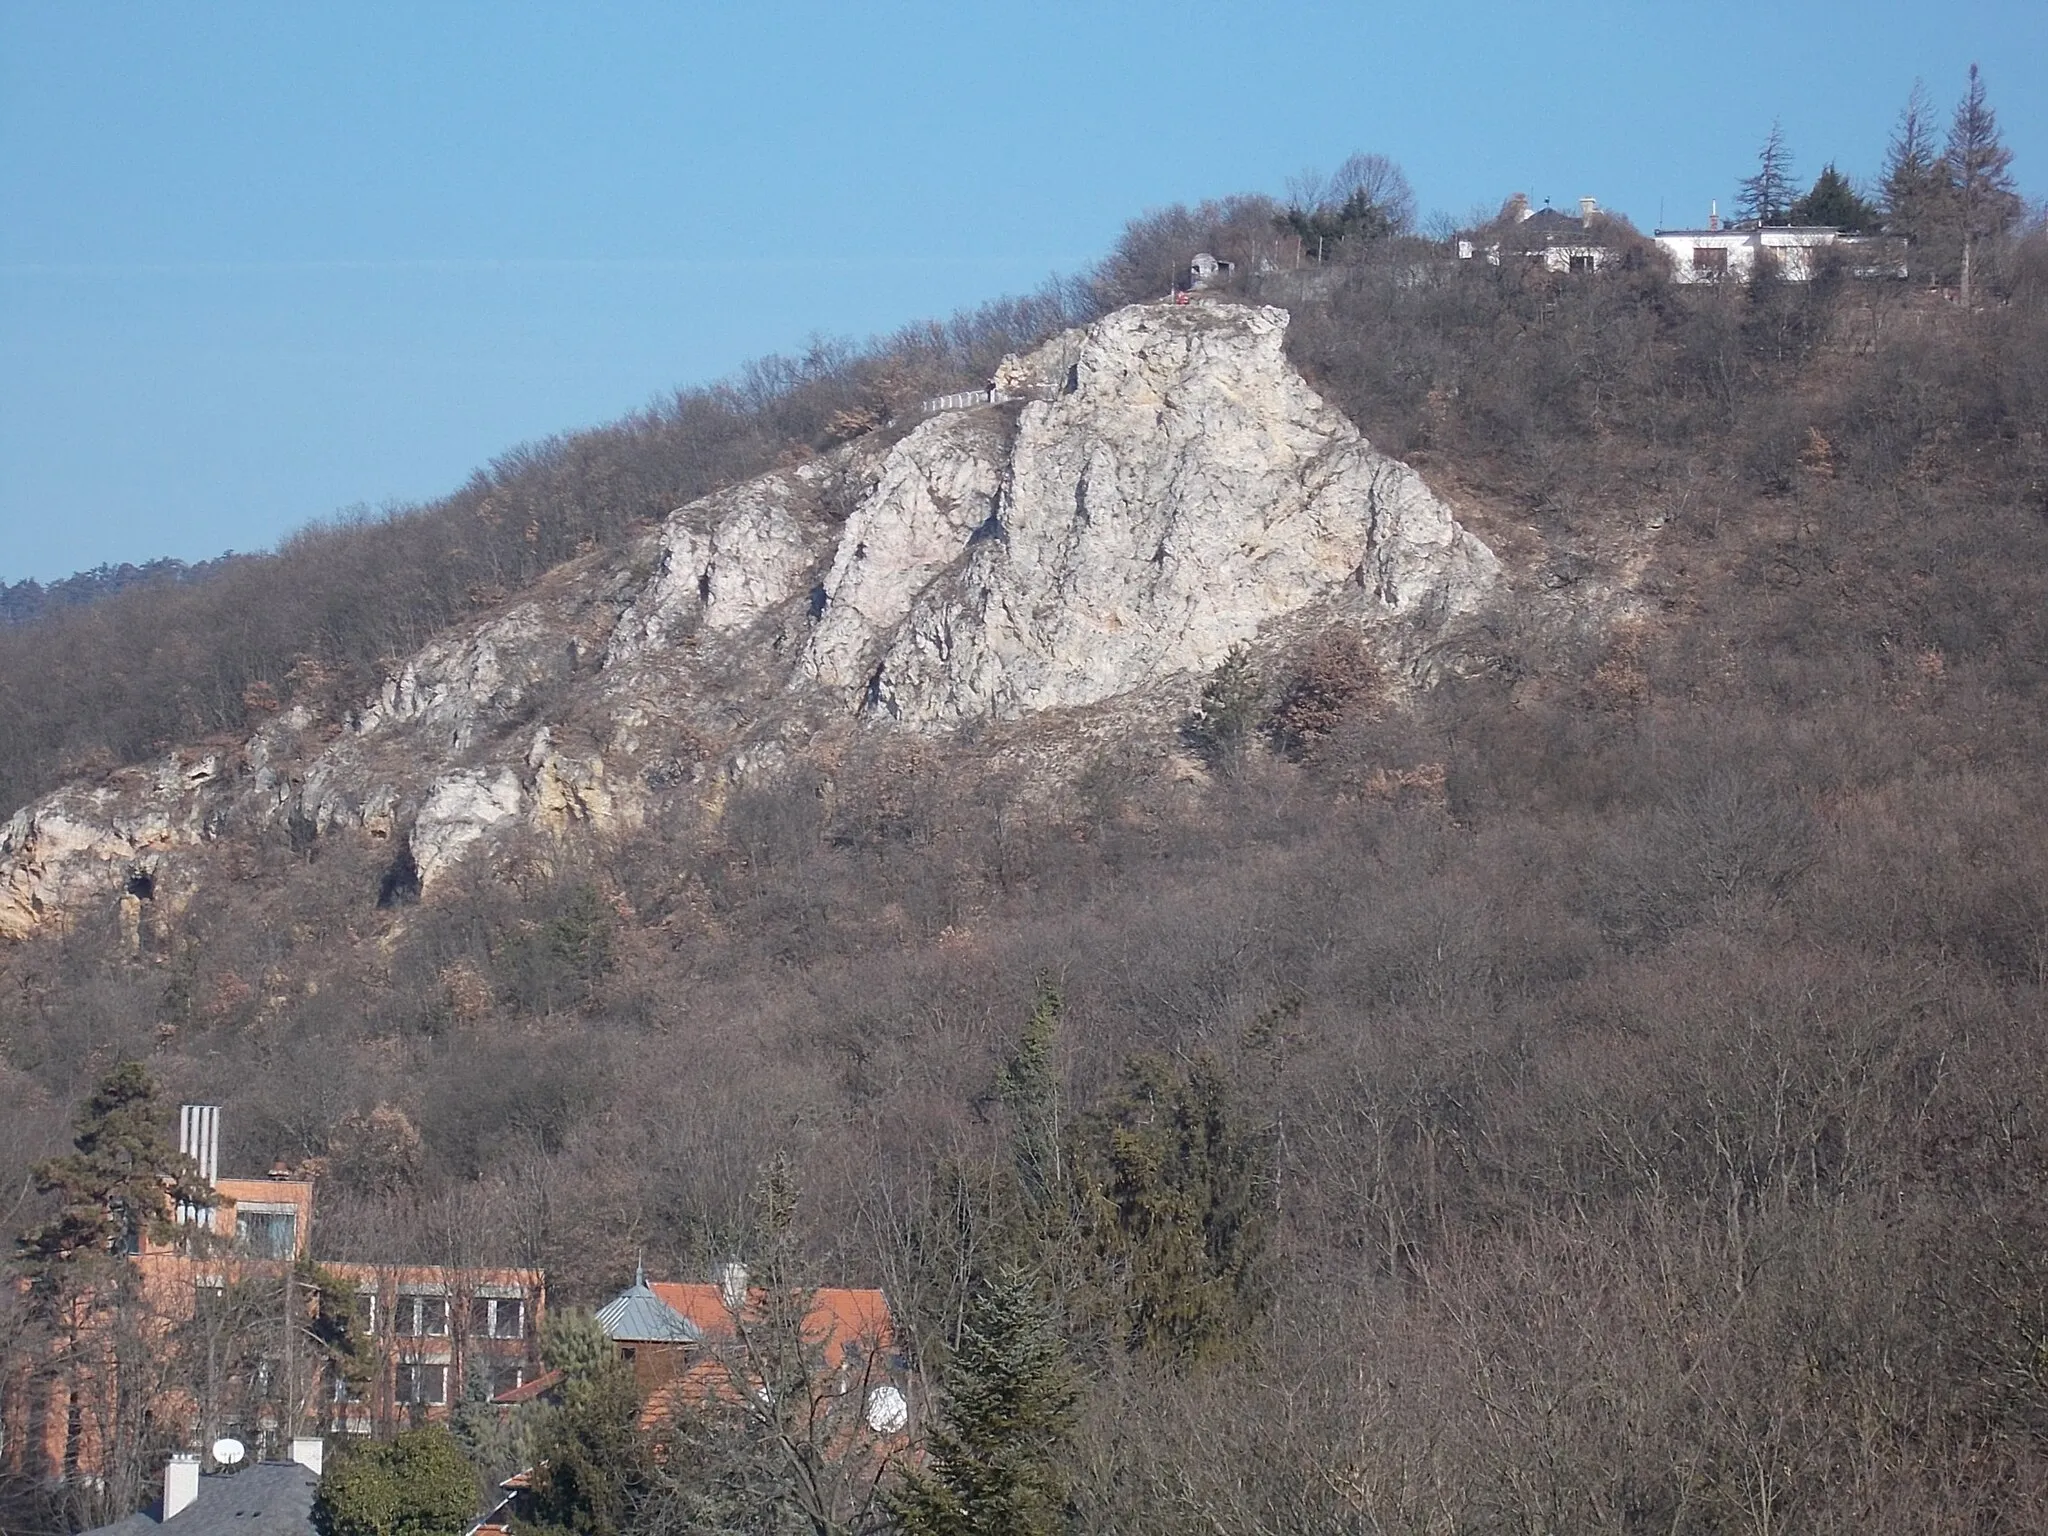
[
  {"xmin": 235, "ymin": 1209, "xmax": 296, "ymax": 1259},
  {"xmin": 490, "ymin": 1363, "xmax": 527, "ymax": 1398},
  {"xmin": 468, "ymin": 1296, "xmax": 526, "ymax": 1340},
  {"xmin": 195, "ymin": 1279, "xmax": 226, "ymax": 1320},
  {"xmin": 1692, "ymin": 246, "xmax": 1729, "ymax": 275},
  {"xmin": 352, "ymin": 1291, "xmax": 378, "ymax": 1335},
  {"xmin": 394, "ymin": 1294, "xmax": 449, "ymax": 1338},
  {"xmin": 1568, "ymin": 252, "xmax": 1597, "ymax": 273},
  {"xmin": 329, "ymin": 1368, "xmax": 367, "ymax": 1405},
  {"xmin": 394, "ymin": 1363, "xmax": 448, "ymax": 1406}
]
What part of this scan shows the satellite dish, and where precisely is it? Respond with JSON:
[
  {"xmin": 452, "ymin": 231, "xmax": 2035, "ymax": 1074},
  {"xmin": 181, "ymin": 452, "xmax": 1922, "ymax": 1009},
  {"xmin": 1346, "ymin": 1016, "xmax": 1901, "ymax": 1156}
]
[
  {"xmin": 864, "ymin": 1384, "xmax": 909, "ymax": 1435},
  {"xmin": 211, "ymin": 1438, "xmax": 246, "ymax": 1466}
]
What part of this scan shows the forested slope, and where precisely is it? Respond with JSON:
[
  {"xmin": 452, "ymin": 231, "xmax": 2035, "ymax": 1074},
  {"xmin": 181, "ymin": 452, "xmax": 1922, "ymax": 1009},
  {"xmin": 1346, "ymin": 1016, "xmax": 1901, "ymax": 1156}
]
[{"xmin": 7, "ymin": 187, "xmax": 2048, "ymax": 1531}]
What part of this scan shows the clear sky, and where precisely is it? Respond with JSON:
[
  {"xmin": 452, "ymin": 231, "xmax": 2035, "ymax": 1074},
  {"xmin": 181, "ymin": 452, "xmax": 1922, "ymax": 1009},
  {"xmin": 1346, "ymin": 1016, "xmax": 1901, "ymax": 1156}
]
[{"xmin": 3, "ymin": 1, "xmax": 2042, "ymax": 582}]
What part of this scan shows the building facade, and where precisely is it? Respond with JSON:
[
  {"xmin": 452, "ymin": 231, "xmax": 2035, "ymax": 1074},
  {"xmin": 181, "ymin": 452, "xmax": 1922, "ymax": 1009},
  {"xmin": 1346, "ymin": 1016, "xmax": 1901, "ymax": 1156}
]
[{"xmin": 3, "ymin": 1107, "xmax": 544, "ymax": 1490}]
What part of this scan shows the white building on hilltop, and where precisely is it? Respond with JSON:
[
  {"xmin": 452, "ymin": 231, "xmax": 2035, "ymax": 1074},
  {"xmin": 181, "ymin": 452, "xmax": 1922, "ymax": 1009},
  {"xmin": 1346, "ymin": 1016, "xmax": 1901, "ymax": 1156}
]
[{"xmin": 1653, "ymin": 205, "xmax": 1907, "ymax": 284}]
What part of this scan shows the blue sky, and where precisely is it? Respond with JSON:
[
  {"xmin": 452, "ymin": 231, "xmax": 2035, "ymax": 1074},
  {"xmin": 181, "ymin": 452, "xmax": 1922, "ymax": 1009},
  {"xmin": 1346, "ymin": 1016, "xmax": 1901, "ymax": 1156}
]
[{"xmin": 3, "ymin": 2, "xmax": 2043, "ymax": 582}]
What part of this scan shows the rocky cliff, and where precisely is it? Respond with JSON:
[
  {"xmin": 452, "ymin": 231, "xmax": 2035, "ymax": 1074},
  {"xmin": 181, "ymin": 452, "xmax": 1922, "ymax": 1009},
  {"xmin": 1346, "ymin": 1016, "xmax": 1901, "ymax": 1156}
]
[{"xmin": 0, "ymin": 301, "xmax": 1499, "ymax": 937}]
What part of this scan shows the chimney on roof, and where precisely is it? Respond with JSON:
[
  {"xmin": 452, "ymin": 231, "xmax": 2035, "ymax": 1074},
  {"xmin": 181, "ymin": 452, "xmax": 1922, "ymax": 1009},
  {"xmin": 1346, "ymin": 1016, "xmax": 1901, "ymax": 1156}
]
[
  {"xmin": 289, "ymin": 1438, "xmax": 324, "ymax": 1478},
  {"xmin": 1579, "ymin": 196, "xmax": 1598, "ymax": 222},
  {"xmin": 165, "ymin": 1454, "xmax": 200, "ymax": 1521},
  {"xmin": 1709, "ymin": 200, "xmax": 1720, "ymax": 232},
  {"xmin": 714, "ymin": 1261, "xmax": 749, "ymax": 1312}
]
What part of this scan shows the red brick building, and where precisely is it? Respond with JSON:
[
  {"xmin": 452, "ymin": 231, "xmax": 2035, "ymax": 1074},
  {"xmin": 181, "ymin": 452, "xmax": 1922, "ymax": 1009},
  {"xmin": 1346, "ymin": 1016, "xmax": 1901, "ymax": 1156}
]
[{"xmin": 2, "ymin": 1106, "xmax": 545, "ymax": 1491}]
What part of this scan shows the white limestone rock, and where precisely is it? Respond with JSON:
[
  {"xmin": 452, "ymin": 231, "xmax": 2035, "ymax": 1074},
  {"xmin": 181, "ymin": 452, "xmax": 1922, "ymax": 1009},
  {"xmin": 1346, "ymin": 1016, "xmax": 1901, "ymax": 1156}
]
[
  {"xmin": 608, "ymin": 461, "xmax": 840, "ymax": 663},
  {"xmin": 411, "ymin": 767, "xmax": 526, "ymax": 885},
  {"xmin": 856, "ymin": 303, "xmax": 1497, "ymax": 724},
  {"xmin": 801, "ymin": 411, "xmax": 1009, "ymax": 692},
  {"xmin": 0, "ymin": 300, "xmax": 1503, "ymax": 934}
]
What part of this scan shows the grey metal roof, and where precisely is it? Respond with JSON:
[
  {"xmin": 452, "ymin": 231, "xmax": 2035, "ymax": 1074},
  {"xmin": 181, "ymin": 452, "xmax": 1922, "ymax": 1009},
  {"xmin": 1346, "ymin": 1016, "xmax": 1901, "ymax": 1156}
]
[
  {"xmin": 595, "ymin": 1268, "xmax": 700, "ymax": 1344},
  {"xmin": 85, "ymin": 1462, "xmax": 319, "ymax": 1536}
]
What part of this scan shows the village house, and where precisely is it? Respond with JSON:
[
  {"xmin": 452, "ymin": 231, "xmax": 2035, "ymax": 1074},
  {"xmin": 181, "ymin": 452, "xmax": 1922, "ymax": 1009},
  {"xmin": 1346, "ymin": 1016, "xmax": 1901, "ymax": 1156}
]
[
  {"xmin": 1652, "ymin": 205, "xmax": 1909, "ymax": 283},
  {"xmin": 1461, "ymin": 195, "xmax": 1628, "ymax": 273},
  {"xmin": 2, "ymin": 1107, "xmax": 545, "ymax": 1490},
  {"xmin": 593, "ymin": 1262, "xmax": 910, "ymax": 1437},
  {"xmin": 78, "ymin": 1442, "xmax": 326, "ymax": 1536}
]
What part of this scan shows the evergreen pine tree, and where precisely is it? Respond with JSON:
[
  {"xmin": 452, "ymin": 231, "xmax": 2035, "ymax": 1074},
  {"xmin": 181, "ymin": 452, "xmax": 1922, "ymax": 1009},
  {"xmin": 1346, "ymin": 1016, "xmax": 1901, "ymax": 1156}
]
[
  {"xmin": 313, "ymin": 1428, "xmax": 480, "ymax": 1536},
  {"xmin": 1881, "ymin": 80, "xmax": 1946, "ymax": 247},
  {"xmin": 998, "ymin": 981, "xmax": 1064, "ymax": 1209},
  {"xmin": 1737, "ymin": 122, "xmax": 1797, "ymax": 226},
  {"xmin": 1074, "ymin": 1054, "xmax": 1272, "ymax": 1361},
  {"xmin": 888, "ymin": 1269, "xmax": 1077, "ymax": 1536},
  {"xmin": 1945, "ymin": 63, "xmax": 2021, "ymax": 304},
  {"xmin": 525, "ymin": 1308, "xmax": 645, "ymax": 1536},
  {"xmin": 17, "ymin": 1062, "xmax": 213, "ymax": 1305},
  {"xmin": 523, "ymin": 1360, "xmax": 649, "ymax": 1536},
  {"xmin": 1183, "ymin": 643, "xmax": 1263, "ymax": 770},
  {"xmin": 1789, "ymin": 163, "xmax": 1878, "ymax": 232}
]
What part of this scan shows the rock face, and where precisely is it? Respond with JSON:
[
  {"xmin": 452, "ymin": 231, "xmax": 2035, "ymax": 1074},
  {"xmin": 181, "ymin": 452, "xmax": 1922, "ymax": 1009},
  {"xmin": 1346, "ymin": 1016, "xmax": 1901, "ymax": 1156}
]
[
  {"xmin": 850, "ymin": 304, "xmax": 1490, "ymax": 725},
  {"xmin": 0, "ymin": 301, "xmax": 1499, "ymax": 935}
]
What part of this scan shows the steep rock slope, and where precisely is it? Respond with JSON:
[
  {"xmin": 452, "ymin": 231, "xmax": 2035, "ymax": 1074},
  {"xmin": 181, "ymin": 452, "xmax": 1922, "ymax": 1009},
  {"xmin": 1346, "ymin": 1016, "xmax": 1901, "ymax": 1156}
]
[{"xmin": 0, "ymin": 301, "xmax": 1498, "ymax": 936}]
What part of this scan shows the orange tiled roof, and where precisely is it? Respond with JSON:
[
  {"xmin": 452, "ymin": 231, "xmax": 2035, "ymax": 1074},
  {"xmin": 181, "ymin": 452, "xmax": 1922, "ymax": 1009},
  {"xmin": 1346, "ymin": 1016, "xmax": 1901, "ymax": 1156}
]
[{"xmin": 645, "ymin": 1283, "xmax": 893, "ymax": 1368}]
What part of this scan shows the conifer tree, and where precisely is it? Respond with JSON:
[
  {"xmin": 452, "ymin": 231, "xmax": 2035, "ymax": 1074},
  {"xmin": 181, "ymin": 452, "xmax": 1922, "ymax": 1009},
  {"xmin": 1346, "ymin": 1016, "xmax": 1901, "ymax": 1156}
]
[
  {"xmin": 888, "ymin": 1269, "xmax": 1077, "ymax": 1536},
  {"xmin": 999, "ymin": 981, "xmax": 1065, "ymax": 1209},
  {"xmin": 1074, "ymin": 1054, "xmax": 1271, "ymax": 1361},
  {"xmin": 524, "ymin": 1355, "xmax": 648, "ymax": 1536},
  {"xmin": 1946, "ymin": 63, "xmax": 2021, "ymax": 304},
  {"xmin": 1183, "ymin": 643, "xmax": 1263, "ymax": 770},
  {"xmin": 1881, "ymin": 80, "xmax": 1946, "ymax": 246},
  {"xmin": 1789, "ymin": 164, "xmax": 1878, "ymax": 232},
  {"xmin": 1737, "ymin": 122, "xmax": 1797, "ymax": 226},
  {"xmin": 313, "ymin": 1428, "xmax": 479, "ymax": 1536},
  {"xmin": 17, "ymin": 1062, "xmax": 213, "ymax": 1306}
]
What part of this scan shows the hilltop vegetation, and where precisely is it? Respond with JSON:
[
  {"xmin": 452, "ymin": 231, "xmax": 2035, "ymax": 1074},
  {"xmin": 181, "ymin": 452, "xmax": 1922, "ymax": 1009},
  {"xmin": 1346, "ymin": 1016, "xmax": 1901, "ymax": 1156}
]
[{"xmin": 8, "ymin": 118, "xmax": 2048, "ymax": 1532}]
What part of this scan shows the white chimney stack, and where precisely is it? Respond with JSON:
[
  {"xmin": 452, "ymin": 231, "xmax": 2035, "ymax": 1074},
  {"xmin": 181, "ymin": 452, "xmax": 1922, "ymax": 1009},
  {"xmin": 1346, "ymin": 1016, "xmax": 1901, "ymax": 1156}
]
[
  {"xmin": 714, "ymin": 1261, "xmax": 749, "ymax": 1312},
  {"xmin": 1709, "ymin": 200, "xmax": 1720, "ymax": 232},
  {"xmin": 177, "ymin": 1106, "xmax": 221, "ymax": 1228},
  {"xmin": 164, "ymin": 1454, "xmax": 200, "ymax": 1521},
  {"xmin": 1579, "ymin": 196, "xmax": 1598, "ymax": 221},
  {"xmin": 289, "ymin": 1437, "xmax": 324, "ymax": 1478}
]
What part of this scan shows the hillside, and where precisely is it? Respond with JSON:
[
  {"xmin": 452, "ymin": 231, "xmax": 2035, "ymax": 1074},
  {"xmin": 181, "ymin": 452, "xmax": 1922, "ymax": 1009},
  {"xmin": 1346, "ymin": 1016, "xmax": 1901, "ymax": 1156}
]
[
  {"xmin": 7, "ymin": 201, "xmax": 2048, "ymax": 1533},
  {"xmin": 0, "ymin": 301, "xmax": 1499, "ymax": 936}
]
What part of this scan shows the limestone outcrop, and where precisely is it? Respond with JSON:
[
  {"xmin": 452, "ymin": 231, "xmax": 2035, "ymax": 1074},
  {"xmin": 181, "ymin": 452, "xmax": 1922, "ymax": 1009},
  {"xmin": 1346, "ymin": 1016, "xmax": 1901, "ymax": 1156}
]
[{"xmin": 0, "ymin": 301, "xmax": 1500, "ymax": 934}]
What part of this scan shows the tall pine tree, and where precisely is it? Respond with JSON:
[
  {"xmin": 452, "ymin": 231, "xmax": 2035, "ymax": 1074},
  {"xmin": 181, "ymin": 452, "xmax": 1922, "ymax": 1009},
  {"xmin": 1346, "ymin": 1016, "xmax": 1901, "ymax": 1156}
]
[
  {"xmin": 1946, "ymin": 63, "xmax": 2020, "ymax": 304},
  {"xmin": 998, "ymin": 981, "xmax": 1065, "ymax": 1210},
  {"xmin": 1881, "ymin": 79, "xmax": 1946, "ymax": 247},
  {"xmin": 17, "ymin": 1062, "xmax": 213, "ymax": 1306},
  {"xmin": 888, "ymin": 1269, "xmax": 1077, "ymax": 1536},
  {"xmin": 1737, "ymin": 122, "xmax": 1797, "ymax": 226}
]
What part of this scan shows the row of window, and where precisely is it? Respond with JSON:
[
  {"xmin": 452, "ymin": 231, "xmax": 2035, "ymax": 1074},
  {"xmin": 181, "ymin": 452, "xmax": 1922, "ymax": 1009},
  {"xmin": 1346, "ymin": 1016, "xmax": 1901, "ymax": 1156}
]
[
  {"xmin": 335, "ymin": 1360, "xmax": 530, "ymax": 1408},
  {"xmin": 349, "ymin": 1292, "xmax": 527, "ymax": 1340},
  {"xmin": 390, "ymin": 1361, "xmax": 529, "ymax": 1407}
]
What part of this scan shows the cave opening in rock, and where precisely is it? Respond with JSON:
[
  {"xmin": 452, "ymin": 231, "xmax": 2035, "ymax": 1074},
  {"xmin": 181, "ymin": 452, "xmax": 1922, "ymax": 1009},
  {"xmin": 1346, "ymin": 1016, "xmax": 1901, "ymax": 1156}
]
[
  {"xmin": 125, "ymin": 870, "xmax": 155, "ymax": 900},
  {"xmin": 377, "ymin": 845, "xmax": 421, "ymax": 907}
]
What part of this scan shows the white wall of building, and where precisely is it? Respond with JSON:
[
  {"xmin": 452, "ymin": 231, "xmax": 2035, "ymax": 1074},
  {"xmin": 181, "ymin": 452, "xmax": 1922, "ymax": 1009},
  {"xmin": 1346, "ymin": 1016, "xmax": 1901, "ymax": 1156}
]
[{"xmin": 1654, "ymin": 227, "xmax": 1839, "ymax": 284}]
